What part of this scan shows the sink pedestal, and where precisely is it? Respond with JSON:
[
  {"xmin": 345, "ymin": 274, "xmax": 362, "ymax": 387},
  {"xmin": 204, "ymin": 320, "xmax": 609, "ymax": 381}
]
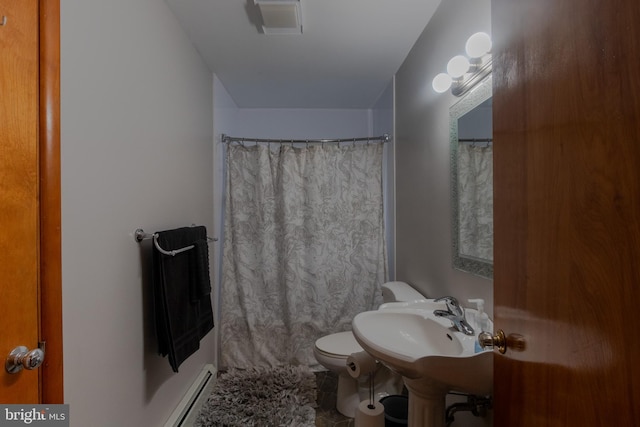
[
  {"xmin": 405, "ymin": 379, "xmax": 447, "ymax": 427},
  {"xmin": 351, "ymin": 308, "xmax": 494, "ymax": 426}
]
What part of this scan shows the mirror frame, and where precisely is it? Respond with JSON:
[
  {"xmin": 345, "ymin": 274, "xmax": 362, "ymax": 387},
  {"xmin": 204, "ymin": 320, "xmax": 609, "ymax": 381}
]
[{"xmin": 450, "ymin": 75, "xmax": 493, "ymax": 279}]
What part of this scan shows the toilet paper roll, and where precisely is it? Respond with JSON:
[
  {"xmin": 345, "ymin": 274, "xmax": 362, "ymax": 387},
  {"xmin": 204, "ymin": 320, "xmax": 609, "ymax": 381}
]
[
  {"xmin": 354, "ymin": 400, "xmax": 385, "ymax": 427},
  {"xmin": 346, "ymin": 351, "xmax": 377, "ymax": 378}
]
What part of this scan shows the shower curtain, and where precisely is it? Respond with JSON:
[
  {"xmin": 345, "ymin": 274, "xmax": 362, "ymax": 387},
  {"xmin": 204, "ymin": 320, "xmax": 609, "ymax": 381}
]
[
  {"xmin": 458, "ymin": 143, "xmax": 493, "ymax": 261},
  {"xmin": 220, "ymin": 142, "xmax": 386, "ymax": 368}
]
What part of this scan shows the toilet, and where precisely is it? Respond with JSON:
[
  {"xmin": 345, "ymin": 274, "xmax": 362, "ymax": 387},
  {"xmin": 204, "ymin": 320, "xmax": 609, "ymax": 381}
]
[{"xmin": 313, "ymin": 281, "xmax": 426, "ymax": 418}]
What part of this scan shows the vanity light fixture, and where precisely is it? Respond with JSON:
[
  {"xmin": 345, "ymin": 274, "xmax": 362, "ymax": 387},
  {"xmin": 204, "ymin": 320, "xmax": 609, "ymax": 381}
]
[
  {"xmin": 432, "ymin": 32, "xmax": 492, "ymax": 96},
  {"xmin": 254, "ymin": 0, "xmax": 303, "ymax": 35}
]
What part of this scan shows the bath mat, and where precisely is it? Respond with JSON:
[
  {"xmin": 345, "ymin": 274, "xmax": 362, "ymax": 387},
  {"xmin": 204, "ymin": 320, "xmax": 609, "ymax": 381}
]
[{"xmin": 194, "ymin": 365, "xmax": 317, "ymax": 427}]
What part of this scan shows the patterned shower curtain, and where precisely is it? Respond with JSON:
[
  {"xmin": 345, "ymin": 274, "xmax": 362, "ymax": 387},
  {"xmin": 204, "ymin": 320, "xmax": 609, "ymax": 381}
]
[
  {"xmin": 220, "ymin": 142, "xmax": 387, "ymax": 369},
  {"xmin": 458, "ymin": 143, "xmax": 493, "ymax": 261}
]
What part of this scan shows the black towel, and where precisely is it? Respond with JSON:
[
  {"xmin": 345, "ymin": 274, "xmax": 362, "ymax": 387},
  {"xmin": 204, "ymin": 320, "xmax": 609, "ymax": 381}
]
[
  {"xmin": 152, "ymin": 226, "xmax": 214, "ymax": 372},
  {"xmin": 191, "ymin": 238, "xmax": 212, "ymax": 302}
]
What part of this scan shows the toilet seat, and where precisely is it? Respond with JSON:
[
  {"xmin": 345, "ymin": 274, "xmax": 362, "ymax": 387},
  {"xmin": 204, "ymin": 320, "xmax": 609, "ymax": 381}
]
[{"xmin": 314, "ymin": 331, "xmax": 363, "ymax": 359}]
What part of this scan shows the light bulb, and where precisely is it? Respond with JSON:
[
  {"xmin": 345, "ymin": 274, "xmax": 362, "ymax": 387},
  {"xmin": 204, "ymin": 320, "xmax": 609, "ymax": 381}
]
[
  {"xmin": 432, "ymin": 73, "xmax": 452, "ymax": 93},
  {"xmin": 446, "ymin": 55, "xmax": 470, "ymax": 78},
  {"xmin": 465, "ymin": 32, "xmax": 492, "ymax": 58}
]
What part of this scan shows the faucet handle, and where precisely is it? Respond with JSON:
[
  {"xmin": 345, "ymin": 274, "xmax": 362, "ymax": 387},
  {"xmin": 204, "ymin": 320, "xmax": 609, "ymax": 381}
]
[{"xmin": 434, "ymin": 296, "xmax": 463, "ymax": 316}]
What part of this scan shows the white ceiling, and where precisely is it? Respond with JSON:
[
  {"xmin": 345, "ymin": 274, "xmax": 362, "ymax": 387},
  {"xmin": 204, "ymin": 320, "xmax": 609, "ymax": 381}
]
[{"xmin": 165, "ymin": 0, "xmax": 441, "ymax": 109}]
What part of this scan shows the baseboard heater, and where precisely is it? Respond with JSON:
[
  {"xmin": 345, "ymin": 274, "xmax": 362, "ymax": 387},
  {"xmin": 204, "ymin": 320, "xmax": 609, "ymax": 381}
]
[{"xmin": 164, "ymin": 364, "xmax": 217, "ymax": 427}]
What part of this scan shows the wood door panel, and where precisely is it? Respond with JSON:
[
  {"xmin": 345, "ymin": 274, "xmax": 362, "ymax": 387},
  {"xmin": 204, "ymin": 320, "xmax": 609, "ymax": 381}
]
[
  {"xmin": 0, "ymin": 0, "xmax": 41, "ymax": 403},
  {"xmin": 492, "ymin": 0, "xmax": 640, "ymax": 425}
]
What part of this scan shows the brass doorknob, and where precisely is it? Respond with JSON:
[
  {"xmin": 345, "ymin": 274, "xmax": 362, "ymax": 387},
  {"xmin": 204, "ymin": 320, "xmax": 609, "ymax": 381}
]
[
  {"xmin": 478, "ymin": 329, "xmax": 507, "ymax": 354},
  {"xmin": 478, "ymin": 330, "xmax": 526, "ymax": 354}
]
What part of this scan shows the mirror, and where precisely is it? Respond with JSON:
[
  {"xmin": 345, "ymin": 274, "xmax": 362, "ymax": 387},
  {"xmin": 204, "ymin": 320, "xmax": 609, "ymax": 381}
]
[{"xmin": 450, "ymin": 75, "xmax": 493, "ymax": 279}]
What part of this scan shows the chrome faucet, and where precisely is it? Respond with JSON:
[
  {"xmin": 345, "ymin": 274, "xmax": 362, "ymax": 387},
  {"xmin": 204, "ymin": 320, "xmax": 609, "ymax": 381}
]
[{"xmin": 433, "ymin": 296, "xmax": 475, "ymax": 335}]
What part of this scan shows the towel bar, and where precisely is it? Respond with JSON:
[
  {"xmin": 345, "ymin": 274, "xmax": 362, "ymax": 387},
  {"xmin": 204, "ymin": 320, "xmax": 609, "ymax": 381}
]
[{"xmin": 134, "ymin": 228, "xmax": 217, "ymax": 257}]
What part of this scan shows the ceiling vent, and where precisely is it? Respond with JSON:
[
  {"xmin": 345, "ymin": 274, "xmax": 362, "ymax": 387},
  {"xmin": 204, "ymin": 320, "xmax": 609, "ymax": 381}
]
[{"xmin": 254, "ymin": 0, "xmax": 303, "ymax": 35}]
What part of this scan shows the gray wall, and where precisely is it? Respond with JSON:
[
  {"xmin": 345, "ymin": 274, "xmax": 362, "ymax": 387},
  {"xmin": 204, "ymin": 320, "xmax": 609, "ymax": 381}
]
[
  {"xmin": 61, "ymin": 0, "xmax": 214, "ymax": 425},
  {"xmin": 395, "ymin": 0, "xmax": 493, "ymax": 313}
]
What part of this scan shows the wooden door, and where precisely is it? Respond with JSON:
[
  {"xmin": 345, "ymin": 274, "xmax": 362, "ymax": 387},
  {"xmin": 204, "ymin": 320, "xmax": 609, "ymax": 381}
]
[
  {"xmin": 1, "ymin": 0, "xmax": 40, "ymax": 403},
  {"xmin": 492, "ymin": 0, "xmax": 640, "ymax": 425},
  {"xmin": 0, "ymin": 0, "xmax": 62, "ymax": 403}
]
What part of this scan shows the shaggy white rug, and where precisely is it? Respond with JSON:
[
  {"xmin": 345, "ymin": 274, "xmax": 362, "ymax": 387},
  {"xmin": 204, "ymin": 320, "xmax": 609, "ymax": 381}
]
[{"xmin": 194, "ymin": 365, "xmax": 317, "ymax": 427}]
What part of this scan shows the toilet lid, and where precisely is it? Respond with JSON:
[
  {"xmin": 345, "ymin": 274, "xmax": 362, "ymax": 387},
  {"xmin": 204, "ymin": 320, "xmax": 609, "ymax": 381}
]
[{"xmin": 315, "ymin": 331, "xmax": 363, "ymax": 357}]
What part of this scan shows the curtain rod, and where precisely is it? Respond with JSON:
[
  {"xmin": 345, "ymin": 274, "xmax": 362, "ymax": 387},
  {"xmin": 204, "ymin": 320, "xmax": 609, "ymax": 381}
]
[{"xmin": 221, "ymin": 133, "xmax": 390, "ymax": 144}]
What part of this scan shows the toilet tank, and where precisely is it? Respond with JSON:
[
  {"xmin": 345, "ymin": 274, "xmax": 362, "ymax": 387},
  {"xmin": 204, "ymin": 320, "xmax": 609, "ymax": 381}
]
[{"xmin": 381, "ymin": 281, "xmax": 426, "ymax": 303}]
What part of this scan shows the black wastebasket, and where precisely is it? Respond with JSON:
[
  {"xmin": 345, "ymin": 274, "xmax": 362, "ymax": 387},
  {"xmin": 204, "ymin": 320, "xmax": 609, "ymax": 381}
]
[{"xmin": 380, "ymin": 395, "xmax": 408, "ymax": 427}]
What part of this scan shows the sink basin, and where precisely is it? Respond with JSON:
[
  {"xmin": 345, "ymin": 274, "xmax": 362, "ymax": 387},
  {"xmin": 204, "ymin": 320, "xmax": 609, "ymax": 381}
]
[
  {"xmin": 352, "ymin": 308, "xmax": 493, "ymax": 395},
  {"xmin": 378, "ymin": 298, "xmax": 447, "ymax": 311}
]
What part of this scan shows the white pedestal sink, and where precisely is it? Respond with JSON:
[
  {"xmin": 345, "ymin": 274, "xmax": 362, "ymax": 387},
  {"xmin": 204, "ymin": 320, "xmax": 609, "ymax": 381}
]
[{"xmin": 352, "ymin": 307, "xmax": 493, "ymax": 427}]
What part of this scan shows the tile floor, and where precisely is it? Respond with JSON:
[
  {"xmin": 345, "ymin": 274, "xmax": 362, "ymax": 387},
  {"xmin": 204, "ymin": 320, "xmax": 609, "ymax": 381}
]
[
  {"xmin": 314, "ymin": 371, "xmax": 355, "ymax": 427},
  {"xmin": 314, "ymin": 370, "xmax": 410, "ymax": 427}
]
